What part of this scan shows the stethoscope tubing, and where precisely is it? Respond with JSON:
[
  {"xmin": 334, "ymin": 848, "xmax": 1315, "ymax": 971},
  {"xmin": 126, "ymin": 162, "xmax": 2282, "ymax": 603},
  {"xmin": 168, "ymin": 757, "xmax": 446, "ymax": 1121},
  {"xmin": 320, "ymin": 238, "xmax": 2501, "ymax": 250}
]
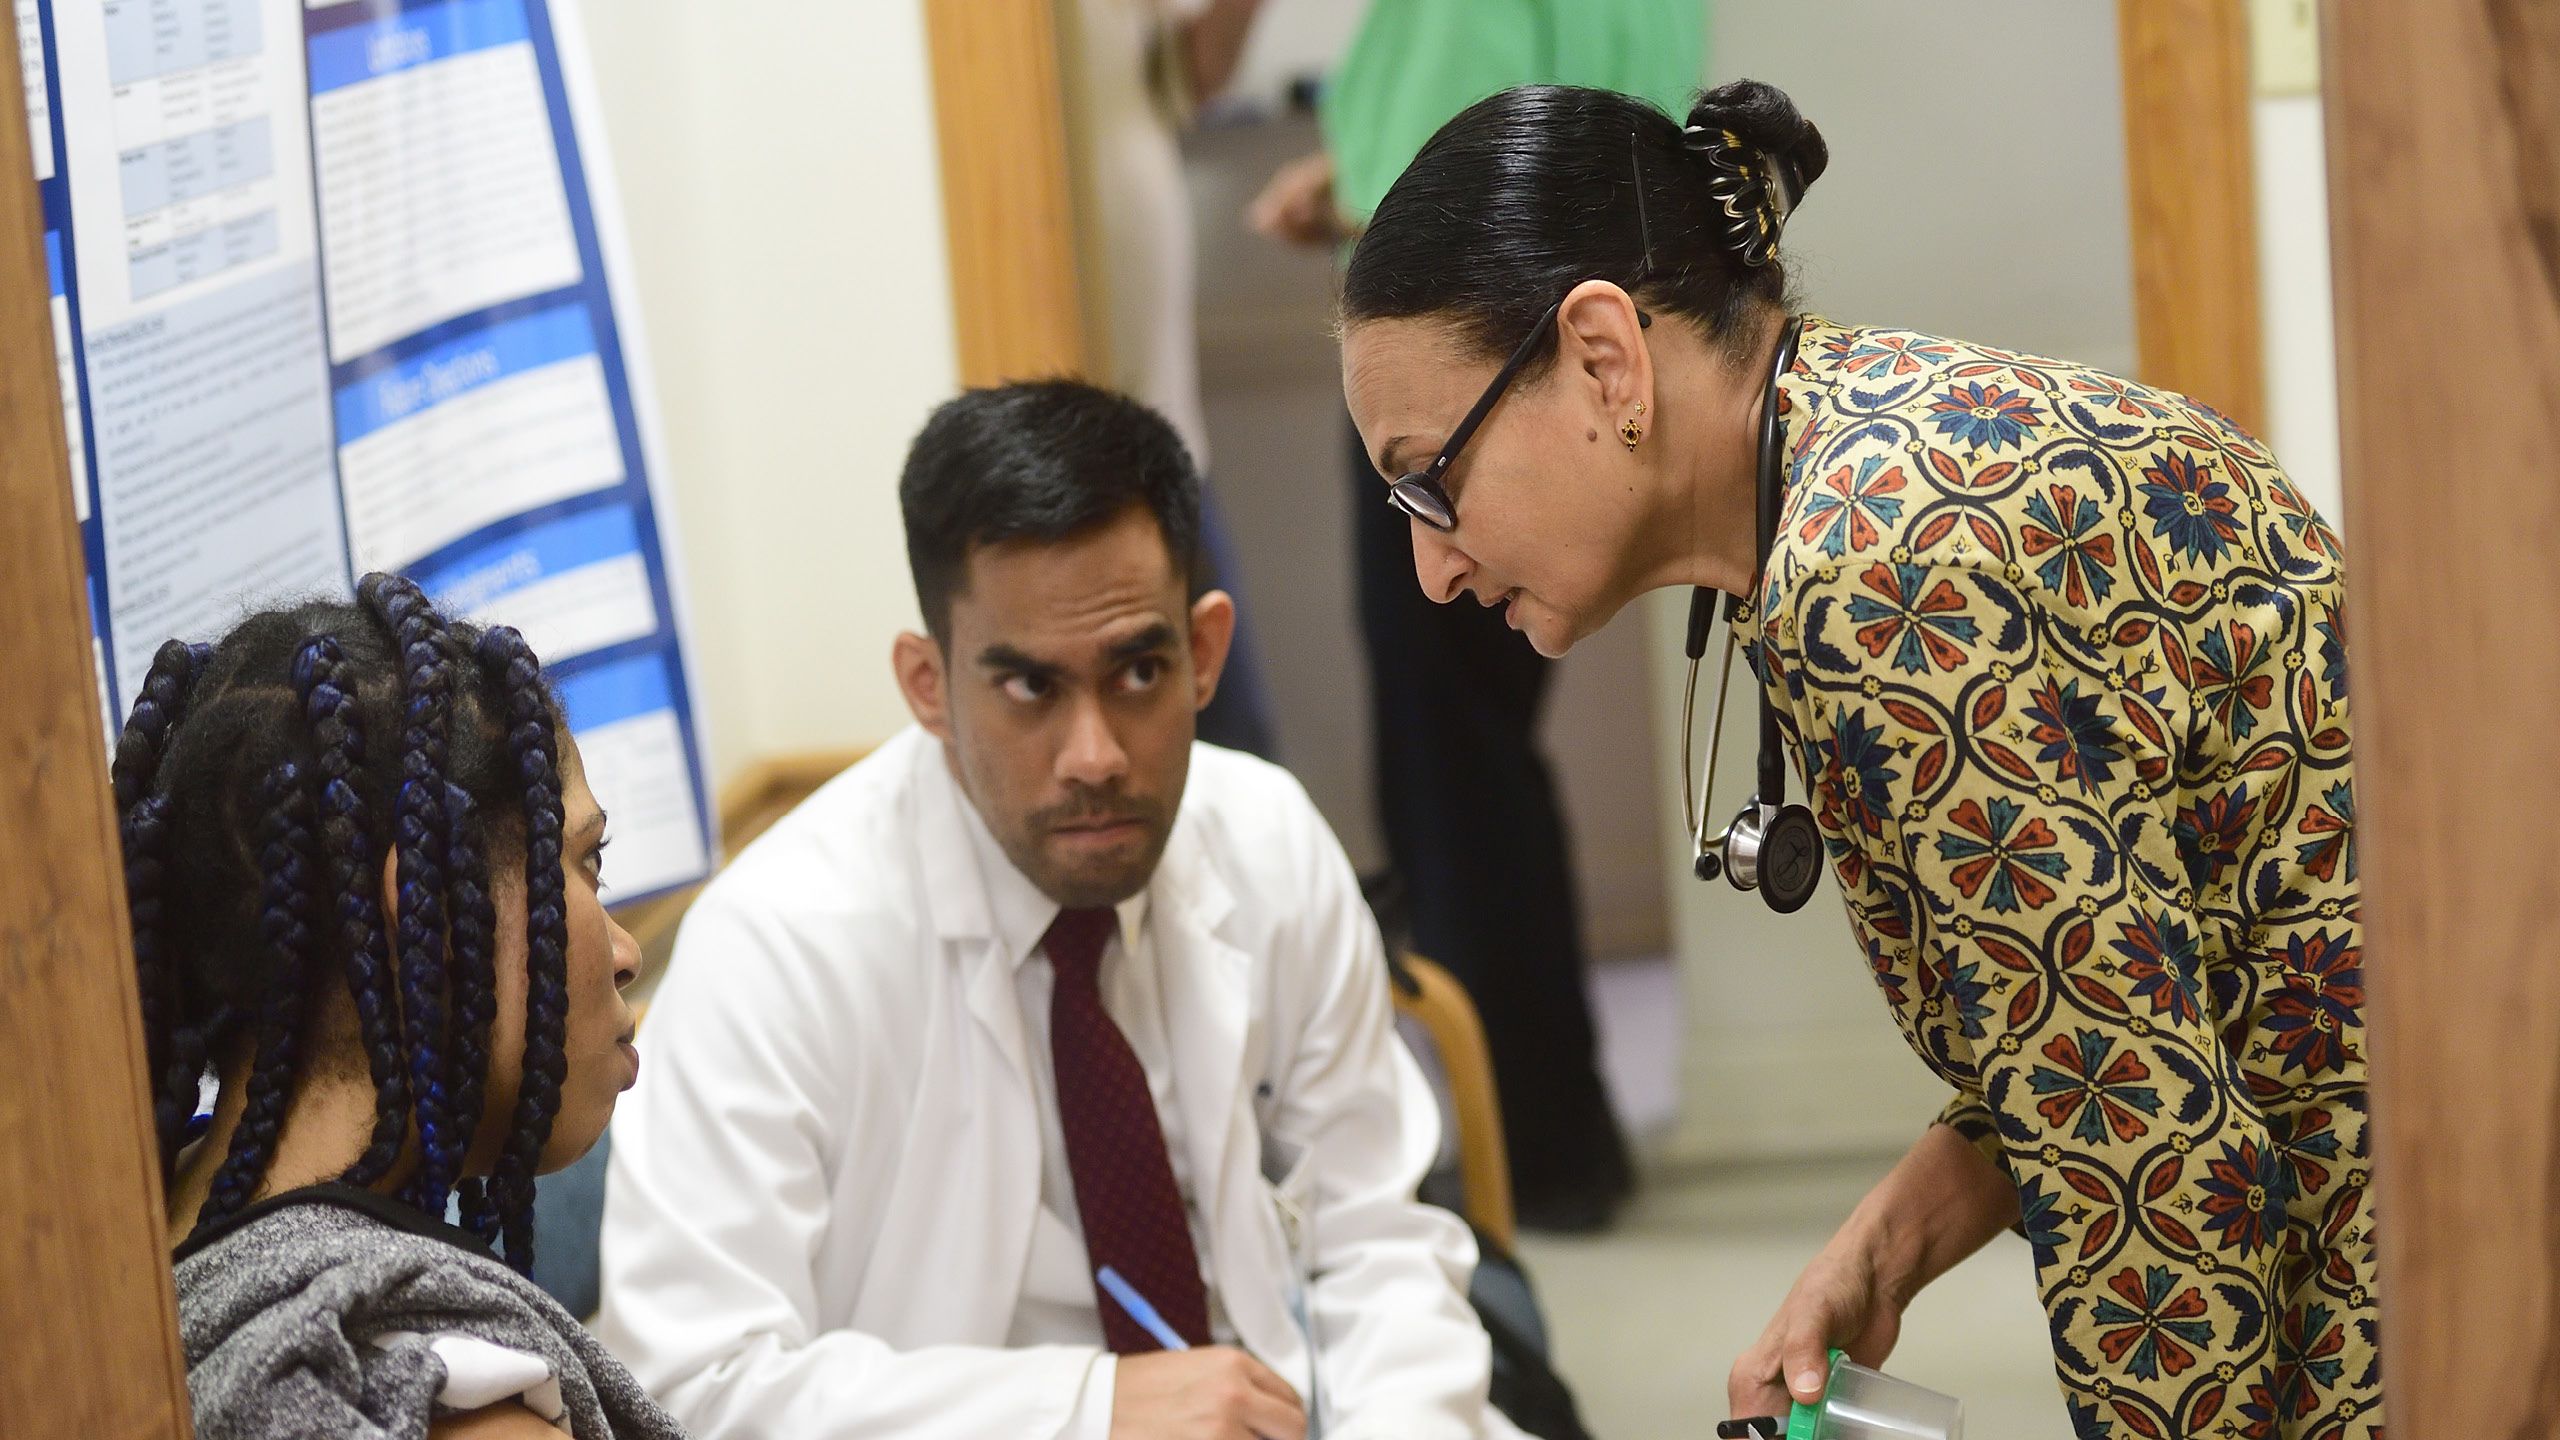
[{"xmin": 1681, "ymin": 315, "xmax": 1804, "ymax": 880}]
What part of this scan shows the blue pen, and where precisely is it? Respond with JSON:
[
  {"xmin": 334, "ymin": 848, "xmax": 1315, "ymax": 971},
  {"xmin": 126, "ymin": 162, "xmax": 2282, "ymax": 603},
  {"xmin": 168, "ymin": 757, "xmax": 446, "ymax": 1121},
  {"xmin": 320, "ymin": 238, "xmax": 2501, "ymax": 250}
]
[{"xmin": 1096, "ymin": 1266, "xmax": 1191, "ymax": 1351}]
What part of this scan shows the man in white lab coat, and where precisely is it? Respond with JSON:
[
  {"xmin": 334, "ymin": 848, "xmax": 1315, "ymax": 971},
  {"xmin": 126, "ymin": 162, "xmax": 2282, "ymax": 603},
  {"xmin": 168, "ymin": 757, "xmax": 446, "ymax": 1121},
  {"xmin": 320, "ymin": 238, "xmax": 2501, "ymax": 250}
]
[{"xmin": 596, "ymin": 381, "xmax": 1523, "ymax": 1440}]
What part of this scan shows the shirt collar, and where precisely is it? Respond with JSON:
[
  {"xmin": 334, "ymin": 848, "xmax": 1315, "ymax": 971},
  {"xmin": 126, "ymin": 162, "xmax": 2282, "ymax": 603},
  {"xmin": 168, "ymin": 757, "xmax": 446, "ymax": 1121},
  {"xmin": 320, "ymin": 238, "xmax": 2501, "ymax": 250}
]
[{"xmin": 944, "ymin": 759, "xmax": 1152, "ymax": 970}]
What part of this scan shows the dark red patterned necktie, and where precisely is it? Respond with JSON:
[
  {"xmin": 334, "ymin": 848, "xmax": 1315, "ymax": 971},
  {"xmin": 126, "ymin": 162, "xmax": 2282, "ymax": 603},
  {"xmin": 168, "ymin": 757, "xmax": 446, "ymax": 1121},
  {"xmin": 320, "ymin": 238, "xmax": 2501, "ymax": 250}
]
[{"xmin": 1044, "ymin": 906, "xmax": 1211, "ymax": 1353}]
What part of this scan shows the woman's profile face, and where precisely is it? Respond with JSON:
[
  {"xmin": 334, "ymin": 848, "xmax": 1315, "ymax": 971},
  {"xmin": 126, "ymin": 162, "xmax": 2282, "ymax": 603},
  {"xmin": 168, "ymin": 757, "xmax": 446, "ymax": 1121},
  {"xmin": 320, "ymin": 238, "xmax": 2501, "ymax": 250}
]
[
  {"xmin": 470, "ymin": 733, "xmax": 640, "ymax": 1175},
  {"xmin": 1342, "ymin": 315, "xmax": 1653, "ymax": 658}
]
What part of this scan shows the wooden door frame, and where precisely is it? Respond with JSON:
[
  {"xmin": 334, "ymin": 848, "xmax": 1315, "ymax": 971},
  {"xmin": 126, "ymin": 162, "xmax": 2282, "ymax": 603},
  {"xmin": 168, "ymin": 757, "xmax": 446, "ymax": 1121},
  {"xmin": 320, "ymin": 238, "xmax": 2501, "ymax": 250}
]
[
  {"xmin": 2325, "ymin": 4, "xmax": 2560, "ymax": 1433},
  {"xmin": 921, "ymin": 0, "xmax": 1091, "ymax": 387},
  {"xmin": 0, "ymin": 20, "xmax": 195, "ymax": 1437},
  {"xmin": 2117, "ymin": 0, "xmax": 2268, "ymax": 434}
]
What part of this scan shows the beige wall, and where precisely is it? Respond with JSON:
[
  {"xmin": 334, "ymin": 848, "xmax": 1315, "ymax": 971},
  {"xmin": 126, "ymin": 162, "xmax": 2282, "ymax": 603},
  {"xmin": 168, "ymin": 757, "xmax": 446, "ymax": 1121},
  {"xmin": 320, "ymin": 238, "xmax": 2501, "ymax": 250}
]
[
  {"xmin": 1660, "ymin": 0, "xmax": 2145, "ymax": 1164},
  {"xmin": 2254, "ymin": 91, "xmax": 2343, "ymax": 526},
  {"xmin": 584, "ymin": 1, "xmax": 957, "ymax": 790}
]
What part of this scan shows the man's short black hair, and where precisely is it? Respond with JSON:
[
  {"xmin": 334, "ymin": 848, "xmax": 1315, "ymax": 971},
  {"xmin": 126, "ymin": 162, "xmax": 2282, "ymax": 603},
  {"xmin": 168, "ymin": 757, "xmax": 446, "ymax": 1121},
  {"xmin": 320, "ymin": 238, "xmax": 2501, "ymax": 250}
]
[{"xmin": 899, "ymin": 379, "xmax": 1204, "ymax": 643}]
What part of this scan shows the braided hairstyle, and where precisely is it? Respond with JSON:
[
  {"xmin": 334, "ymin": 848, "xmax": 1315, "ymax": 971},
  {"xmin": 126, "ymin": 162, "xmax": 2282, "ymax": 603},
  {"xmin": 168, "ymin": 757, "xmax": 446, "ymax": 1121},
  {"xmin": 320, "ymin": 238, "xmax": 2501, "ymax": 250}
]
[
  {"xmin": 117, "ymin": 581, "xmax": 571, "ymax": 1272},
  {"xmin": 472, "ymin": 625, "xmax": 571, "ymax": 1268},
  {"xmin": 195, "ymin": 762, "xmax": 325, "ymax": 1227},
  {"xmin": 1342, "ymin": 79, "xmax": 1830, "ymax": 369},
  {"xmin": 444, "ymin": 780, "xmax": 502, "ymax": 1242},
  {"xmin": 357, "ymin": 573, "xmax": 465, "ymax": 1216},
  {"xmin": 296, "ymin": 633, "xmax": 413, "ymax": 1187}
]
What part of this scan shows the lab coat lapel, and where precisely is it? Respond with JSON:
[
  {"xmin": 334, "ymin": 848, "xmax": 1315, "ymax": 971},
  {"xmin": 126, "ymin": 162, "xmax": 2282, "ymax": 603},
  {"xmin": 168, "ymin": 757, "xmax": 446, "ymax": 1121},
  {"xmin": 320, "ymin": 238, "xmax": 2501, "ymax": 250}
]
[
  {"xmin": 915, "ymin": 739, "xmax": 1035, "ymax": 1090},
  {"xmin": 900, "ymin": 738, "xmax": 1041, "ymax": 1342},
  {"xmin": 1154, "ymin": 839, "xmax": 1247, "ymax": 1235},
  {"xmin": 1154, "ymin": 843, "xmax": 1306, "ymax": 1374}
]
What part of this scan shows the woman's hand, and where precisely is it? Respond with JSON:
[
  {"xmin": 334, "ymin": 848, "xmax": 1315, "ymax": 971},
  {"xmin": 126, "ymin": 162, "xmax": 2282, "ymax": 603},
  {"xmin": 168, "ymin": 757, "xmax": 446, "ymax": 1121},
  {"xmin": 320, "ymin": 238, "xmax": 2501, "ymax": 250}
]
[
  {"xmin": 1727, "ymin": 1228, "xmax": 1908, "ymax": 1418},
  {"xmin": 1728, "ymin": 1124, "xmax": 2020, "ymax": 1421}
]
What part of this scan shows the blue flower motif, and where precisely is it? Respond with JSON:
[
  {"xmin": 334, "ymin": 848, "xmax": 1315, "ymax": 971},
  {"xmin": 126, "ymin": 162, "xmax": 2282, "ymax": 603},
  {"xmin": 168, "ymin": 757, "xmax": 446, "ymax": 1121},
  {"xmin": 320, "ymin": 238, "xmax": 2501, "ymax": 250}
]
[
  {"xmin": 1811, "ymin": 705, "xmax": 1903, "ymax": 841},
  {"xmin": 2193, "ymin": 621, "xmax": 2276, "ymax": 741},
  {"xmin": 2198, "ymin": 1136, "xmax": 2288, "ymax": 1255},
  {"xmin": 2171, "ymin": 785, "xmax": 2256, "ymax": 891},
  {"xmin": 2110, "ymin": 911, "xmax": 2205, "ymax": 1024},
  {"xmin": 2024, "ymin": 677, "xmax": 2119, "ymax": 792},
  {"xmin": 2136, "ymin": 449, "xmax": 2245, "ymax": 563},
  {"xmin": 2263, "ymin": 929, "xmax": 2364, "ymax": 1077},
  {"xmin": 1926, "ymin": 380, "xmax": 2043, "ymax": 452},
  {"xmin": 1924, "ymin": 945, "xmax": 1997, "ymax": 1041}
]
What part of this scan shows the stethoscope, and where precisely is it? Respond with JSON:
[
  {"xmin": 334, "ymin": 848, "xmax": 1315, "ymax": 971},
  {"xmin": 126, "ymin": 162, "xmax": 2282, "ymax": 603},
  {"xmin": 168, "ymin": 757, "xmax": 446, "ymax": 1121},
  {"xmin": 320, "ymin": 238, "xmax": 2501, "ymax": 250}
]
[{"xmin": 1678, "ymin": 314, "xmax": 1824, "ymax": 914}]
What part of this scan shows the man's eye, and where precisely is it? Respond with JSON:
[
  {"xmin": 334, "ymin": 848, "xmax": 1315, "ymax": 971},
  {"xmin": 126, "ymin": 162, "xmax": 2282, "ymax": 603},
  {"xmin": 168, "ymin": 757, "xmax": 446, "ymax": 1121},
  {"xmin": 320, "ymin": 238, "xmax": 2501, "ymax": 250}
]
[
  {"xmin": 1123, "ymin": 657, "xmax": 1165, "ymax": 691},
  {"xmin": 1000, "ymin": 673, "xmax": 1051, "ymax": 703}
]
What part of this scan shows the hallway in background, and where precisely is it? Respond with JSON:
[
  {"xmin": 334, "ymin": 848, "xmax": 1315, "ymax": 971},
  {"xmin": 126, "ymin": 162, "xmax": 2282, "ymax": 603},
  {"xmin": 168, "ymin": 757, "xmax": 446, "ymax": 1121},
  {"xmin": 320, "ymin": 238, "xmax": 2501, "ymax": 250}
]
[
  {"xmin": 1519, "ymin": 1154, "xmax": 2072, "ymax": 1436},
  {"xmin": 1560, "ymin": 958, "xmax": 2072, "ymax": 1435}
]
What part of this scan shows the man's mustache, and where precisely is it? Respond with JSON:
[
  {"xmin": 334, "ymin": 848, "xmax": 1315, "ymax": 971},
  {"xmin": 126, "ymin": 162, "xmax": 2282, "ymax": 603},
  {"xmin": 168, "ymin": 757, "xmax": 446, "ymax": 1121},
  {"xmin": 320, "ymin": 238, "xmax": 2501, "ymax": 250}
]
[{"xmin": 1032, "ymin": 790, "xmax": 1159, "ymax": 831}]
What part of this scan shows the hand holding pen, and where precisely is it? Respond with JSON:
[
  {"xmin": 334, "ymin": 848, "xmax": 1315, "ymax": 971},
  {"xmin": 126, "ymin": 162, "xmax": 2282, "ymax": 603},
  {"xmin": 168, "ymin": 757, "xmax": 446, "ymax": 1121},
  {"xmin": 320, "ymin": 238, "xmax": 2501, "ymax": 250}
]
[{"xmin": 1098, "ymin": 1266, "xmax": 1308, "ymax": 1440}]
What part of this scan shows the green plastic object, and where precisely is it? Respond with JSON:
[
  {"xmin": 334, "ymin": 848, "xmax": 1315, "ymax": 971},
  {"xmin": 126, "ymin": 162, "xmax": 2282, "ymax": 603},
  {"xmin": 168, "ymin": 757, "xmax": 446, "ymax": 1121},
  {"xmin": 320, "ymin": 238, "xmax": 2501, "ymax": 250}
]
[{"xmin": 1786, "ymin": 1350, "xmax": 1848, "ymax": 1440}]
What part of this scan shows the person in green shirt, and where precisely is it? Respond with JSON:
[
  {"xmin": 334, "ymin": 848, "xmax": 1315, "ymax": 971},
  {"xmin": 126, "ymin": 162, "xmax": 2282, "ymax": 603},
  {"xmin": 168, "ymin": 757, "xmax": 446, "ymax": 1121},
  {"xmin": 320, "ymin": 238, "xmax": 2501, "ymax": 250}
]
[{"xmin": 1250, "ymin": 0, "xmax": 1707, "ymax": 1233}]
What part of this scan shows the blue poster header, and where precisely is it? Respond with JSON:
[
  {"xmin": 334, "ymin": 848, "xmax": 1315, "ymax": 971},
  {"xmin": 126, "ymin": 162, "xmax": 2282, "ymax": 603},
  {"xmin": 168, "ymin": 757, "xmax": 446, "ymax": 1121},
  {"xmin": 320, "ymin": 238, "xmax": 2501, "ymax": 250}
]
[
  {"xmin": 334, "ymin": 303, "xmax": 596, "ymax": 445},
  {"xmin": 414, "ymin": 503, "xmax": 640, "ymax": 613},
  {"xmin": 308, "ymin": 0, "xmax": 534, "ymax": 96},
  {"xmin": 557, "ymin": 650, "xmax": 676, "ymax": 732}
]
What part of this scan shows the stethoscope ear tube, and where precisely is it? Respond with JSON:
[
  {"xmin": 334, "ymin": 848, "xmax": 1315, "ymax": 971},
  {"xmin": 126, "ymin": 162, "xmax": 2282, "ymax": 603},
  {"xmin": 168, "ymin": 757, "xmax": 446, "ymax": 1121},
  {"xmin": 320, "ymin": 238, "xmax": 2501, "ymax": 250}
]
[
  {"xmin": 1683, "ymin": 611, "xmax": 1742, "ymax": 882},
  {"xmin": 1684, "ymin": 585, "xmax": 1716, "ymax": 661}
]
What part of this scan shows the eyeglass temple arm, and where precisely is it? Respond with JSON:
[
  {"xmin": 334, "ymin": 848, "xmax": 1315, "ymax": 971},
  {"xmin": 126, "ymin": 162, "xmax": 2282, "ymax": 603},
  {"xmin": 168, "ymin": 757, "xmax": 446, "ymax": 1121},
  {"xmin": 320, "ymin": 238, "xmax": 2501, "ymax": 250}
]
[
  {"xmin": 1427, "ymin": 297, "xmax": 1566, "ymax": 483},
  {"xmin": 1429, "ymin": 297, "xmax": 1650, "ymax": 485}
]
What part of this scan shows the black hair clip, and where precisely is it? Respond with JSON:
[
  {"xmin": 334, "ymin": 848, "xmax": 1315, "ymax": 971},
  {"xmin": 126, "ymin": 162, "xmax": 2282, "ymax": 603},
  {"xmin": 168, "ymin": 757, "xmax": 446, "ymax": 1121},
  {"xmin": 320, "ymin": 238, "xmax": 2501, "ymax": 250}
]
[{"xmin": 1681, "ymin": 125, "xmax": 1792, "ymax": 269}]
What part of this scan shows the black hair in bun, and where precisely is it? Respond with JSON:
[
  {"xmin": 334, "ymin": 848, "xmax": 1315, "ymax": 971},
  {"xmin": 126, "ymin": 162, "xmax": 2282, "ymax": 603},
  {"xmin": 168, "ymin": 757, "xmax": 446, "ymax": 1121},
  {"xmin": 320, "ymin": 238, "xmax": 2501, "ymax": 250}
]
[
  {"xmin": 1685, "ymin": 81, "xmax": 1828, "ymax": 267},
  {"xmin": 1688, "ymin": 79, "xmax": 1831, "ymax": 204},
  {"xmin": 1345, "ymin": 80, "xmax": 1828, "ymax": 367}
]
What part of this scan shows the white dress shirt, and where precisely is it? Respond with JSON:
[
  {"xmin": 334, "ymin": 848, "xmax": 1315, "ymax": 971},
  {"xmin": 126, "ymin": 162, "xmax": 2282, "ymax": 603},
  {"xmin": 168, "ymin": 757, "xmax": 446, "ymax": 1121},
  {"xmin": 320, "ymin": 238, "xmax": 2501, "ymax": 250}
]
[
  {"xmin": 597, "ymin": 727, "xmax": 1522, "ymax": 1440},
  {"xmin": 971, "ymin": 796, "xmax": 1236, "ymax": 1433}
]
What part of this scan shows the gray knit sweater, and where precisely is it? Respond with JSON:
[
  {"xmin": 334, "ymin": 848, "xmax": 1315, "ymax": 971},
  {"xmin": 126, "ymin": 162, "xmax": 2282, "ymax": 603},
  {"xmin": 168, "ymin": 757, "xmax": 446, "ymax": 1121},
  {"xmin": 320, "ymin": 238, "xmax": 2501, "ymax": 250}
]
[{"xmin": 173, "ymin": 1185, "xmax": 684, "ymax": 1440}]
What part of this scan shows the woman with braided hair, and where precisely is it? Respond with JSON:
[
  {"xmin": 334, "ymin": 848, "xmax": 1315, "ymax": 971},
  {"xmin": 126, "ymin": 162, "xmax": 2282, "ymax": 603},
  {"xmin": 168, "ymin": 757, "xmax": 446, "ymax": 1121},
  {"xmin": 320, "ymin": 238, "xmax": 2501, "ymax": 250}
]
[
  {"xmin": 1339, "ymin": 81, "xmax": 2377, "ymax": 1438},
  {"xmin": 118, "ymin": 576, "xmax": 682, "ymax": 1440}
]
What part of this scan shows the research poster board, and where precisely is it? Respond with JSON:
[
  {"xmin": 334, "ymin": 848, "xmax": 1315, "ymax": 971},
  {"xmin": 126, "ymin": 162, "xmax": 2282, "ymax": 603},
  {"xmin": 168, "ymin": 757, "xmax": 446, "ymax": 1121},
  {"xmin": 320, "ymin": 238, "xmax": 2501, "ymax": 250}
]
[{"xmin": 17, "ymin": 0, "xmax": 712, "ymax": 901}]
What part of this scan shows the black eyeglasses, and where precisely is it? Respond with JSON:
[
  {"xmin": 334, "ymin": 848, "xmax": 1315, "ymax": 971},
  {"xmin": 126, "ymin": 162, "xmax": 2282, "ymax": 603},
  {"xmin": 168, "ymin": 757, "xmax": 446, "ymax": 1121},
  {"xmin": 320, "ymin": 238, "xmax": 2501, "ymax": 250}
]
[{"xmin": 1385, "ymin": 297, "xmax": 1651, "ymax": 532}]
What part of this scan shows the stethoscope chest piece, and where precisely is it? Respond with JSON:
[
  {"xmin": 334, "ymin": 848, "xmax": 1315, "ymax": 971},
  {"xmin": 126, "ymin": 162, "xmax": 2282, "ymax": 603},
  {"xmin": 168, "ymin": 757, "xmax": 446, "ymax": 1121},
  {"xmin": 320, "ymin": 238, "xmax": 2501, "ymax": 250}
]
[{"xmin": 1727, "ymin": 801, "xmax": 1822, "ymax": 914}]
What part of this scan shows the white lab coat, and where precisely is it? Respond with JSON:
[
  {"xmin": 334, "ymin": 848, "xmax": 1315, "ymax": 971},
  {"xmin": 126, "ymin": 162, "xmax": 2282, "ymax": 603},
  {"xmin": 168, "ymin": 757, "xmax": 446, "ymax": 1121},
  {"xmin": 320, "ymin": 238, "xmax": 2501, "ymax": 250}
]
[{"xmin": 596, "ymin": 728, "xmax": 1520, "ymax": 1439}]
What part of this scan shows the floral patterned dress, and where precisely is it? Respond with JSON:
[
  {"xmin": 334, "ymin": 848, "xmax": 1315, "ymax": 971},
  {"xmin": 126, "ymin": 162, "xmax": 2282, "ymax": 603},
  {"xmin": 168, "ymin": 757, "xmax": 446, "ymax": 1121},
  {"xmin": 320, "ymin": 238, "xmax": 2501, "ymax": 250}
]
[{"xmin": 1747, "ymin": 318, "xmax": 2378, "ymax": 1439}]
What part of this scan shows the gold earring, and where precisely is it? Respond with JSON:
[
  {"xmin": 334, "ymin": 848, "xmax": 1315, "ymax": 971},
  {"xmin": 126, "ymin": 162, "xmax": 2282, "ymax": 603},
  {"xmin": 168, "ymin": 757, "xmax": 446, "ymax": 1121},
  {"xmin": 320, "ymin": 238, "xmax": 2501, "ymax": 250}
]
[{"xmin": 1620, "ymin": 400, "xmax": 1647, "ymax": 451}]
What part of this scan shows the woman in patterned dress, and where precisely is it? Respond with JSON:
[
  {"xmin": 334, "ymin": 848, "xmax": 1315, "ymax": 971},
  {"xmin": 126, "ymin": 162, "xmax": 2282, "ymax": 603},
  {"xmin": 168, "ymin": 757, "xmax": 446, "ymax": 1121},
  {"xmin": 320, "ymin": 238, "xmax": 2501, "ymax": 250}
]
[{"xmin": 1337, "ymin": 81, "xmax": 2377, "ymax": 1440}]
